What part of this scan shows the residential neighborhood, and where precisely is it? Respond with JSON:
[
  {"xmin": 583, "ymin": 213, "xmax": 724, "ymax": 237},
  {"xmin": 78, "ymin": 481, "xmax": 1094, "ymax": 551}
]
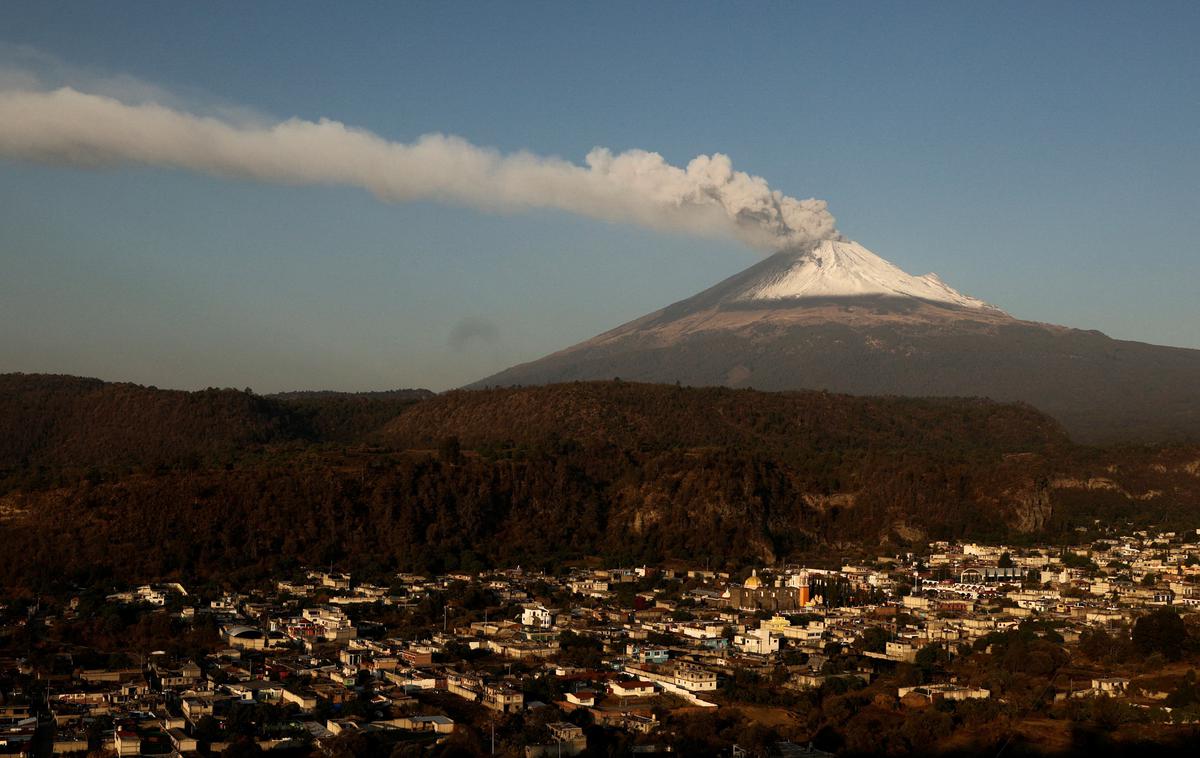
[{"xmin": 1, "ymin": 529, "xmax": 1200, "ymax": 756}]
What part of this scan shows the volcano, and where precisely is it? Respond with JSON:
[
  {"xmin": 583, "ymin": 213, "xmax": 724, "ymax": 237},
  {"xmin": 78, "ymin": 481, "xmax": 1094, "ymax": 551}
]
[{"xmin": 473, "ymin": 239, "xmax": 1200, "ymax": 443}]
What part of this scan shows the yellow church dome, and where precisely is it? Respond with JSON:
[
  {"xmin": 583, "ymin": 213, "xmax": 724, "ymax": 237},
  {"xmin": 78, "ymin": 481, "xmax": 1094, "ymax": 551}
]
[{"xmin": 744, "ymin": 570, "xmax": 762, "ymax": 589}]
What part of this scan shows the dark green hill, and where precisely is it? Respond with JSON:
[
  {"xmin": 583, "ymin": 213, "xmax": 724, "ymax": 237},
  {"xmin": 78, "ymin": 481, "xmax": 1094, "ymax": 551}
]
[
  {"xmin": 0, "ymin": 373, "xmax": 298, "ymax": 474},
  {"xmin": 380, "ymin": 381, "xmax": 1068, "ymax": 458},
  {"xmin": 269, "ymin": 388, "xmax": 433, "ymax": 443},
  {"xmin": 1, "ymin": 375, "xmax": 1198, "ymax": 589},
  {"xmin": 0, "ymin": 373, "xmax": 431, "ymax": 478}
]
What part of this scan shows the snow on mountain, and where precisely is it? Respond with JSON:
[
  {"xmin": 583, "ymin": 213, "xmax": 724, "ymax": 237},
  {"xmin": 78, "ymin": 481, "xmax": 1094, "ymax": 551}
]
[
  {"xmin": 471, "ymin": 235, "xmax": 1200, "ymax": 444},
  {"xmin": 737, "ymin": 239, "xmax": 1000, "ymax": 311}
]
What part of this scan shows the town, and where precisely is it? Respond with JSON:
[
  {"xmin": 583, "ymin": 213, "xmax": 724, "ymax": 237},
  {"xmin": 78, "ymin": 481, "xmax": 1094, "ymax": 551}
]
[{"xmin": 2, "ymin": 526, "xmax": 1199, "ymax": 757}]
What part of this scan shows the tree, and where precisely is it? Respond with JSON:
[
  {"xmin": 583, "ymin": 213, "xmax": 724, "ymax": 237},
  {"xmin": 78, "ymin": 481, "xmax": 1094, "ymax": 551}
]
[
  {"xmin": 1061, "ymin": 551, "xmax": 1097, "ymax": 571},
  {"xmin": 438, "ymin": 436, "xmax": 463, "ymax": 464},
  {"xmin": 857, "ymin": 626, "xmax": 890, "ymax": 654},
  {"xmin": 1078, "ymin": 628, "xmax": 1131, "ymax": 663},
  {"xmin": 557, "ymin": 630, "xmax": 603, "ymax": 669},
  {"xmin": 1167, "ymin": 669, "xmax": 1199, "ymax": 708},
  {"xmin": 1133, "ymin": 608, "xmax": 1188, "ymax": 661},
  {"xmin": 998, "ymin": 552, "xmax": 1014, "ymax": 568},
  {"xmin": 194, "ymin": 716, "xmax": 223, "ymax": 744},
  {"xmin": 915, "ymin": 643, "xmax": 949, "ymax": 675},
  {"xmin": 900, "ymin": 709, "xmax": 953, "ymax": 751}
]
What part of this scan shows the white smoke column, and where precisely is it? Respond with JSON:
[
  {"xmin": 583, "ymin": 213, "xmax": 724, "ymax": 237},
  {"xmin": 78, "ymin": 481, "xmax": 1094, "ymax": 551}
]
[{"xmin": 0, "ymin": 86, "xmax": 838, "ymax": 250}]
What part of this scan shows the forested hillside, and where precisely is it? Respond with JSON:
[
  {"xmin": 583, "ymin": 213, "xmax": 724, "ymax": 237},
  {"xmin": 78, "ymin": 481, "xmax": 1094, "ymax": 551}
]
[
  {"xmin": 0, "ymin": 374, "xmax": 429, "ymax": 484},
  {"xmin": 1, "ymin": 375, "xmax": 1198, "ymax": 591},
  {"xmin": 380, "ymin": 382, "xmax": 1070, "ymax": 457},
  {"xmin": 267, "ymin": 388, "xmax": 434, "ymax": 443},
  {"xmin": 0, "ymin": 374, "xmax": 298, "ymax": 475}
]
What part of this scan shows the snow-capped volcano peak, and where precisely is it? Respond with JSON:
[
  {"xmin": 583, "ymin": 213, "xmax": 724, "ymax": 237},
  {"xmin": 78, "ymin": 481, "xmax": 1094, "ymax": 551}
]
[{"xmin": 737, "ymin": 239, "xmax": 999, "ymax": 311}]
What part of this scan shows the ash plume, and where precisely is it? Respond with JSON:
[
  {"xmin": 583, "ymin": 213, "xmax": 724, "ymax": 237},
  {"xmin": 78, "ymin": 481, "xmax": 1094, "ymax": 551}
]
[
  {"xmin": 0, "ymin": 84, "xmax": 838, "ymax": 250},
  {"xmin": 448, "ymin": 316, "xmax": 501, "ymax": 350}
]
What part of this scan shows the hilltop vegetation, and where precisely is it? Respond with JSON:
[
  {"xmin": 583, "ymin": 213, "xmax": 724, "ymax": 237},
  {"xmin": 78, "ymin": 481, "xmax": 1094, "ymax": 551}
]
[
  {"xmin": 380, "ymin": 381, "xmax": 1068, "ymax": 458},
  {"xmin": 1, "ymin": 375, "xmax": 1198, "ymax": 591},
  {"xmin": 266, "ymin": 388, "xmax": 433, "ymax": 443},
  {"xmin": 0, "ymin": 374, "xmax": 298, "ymax": 475},
  {"xmin": 0, "ymin": 374, "xmax": 429, "ymax": 484}
]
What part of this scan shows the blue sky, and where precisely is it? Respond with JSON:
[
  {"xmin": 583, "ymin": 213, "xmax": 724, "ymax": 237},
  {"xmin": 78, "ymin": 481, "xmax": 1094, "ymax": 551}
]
[{"xmin": 2, "ymin": 2, "xmax": 1198, "ymax": 391}]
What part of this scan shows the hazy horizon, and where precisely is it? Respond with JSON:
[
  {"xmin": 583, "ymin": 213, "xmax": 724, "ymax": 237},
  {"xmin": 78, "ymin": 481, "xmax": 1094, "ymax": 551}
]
[{"xmin": 3, "ymin": 2, "xmax": 1199, "ymax": 392}]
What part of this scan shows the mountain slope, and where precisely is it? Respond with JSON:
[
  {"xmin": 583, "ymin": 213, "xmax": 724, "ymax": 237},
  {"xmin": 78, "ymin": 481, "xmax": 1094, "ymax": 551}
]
[
  {"xmin": 4, "ymin": 379, "xmax": 1200, "ymax": 587},
  {"xmin": 727, "ymin": 238, "xmax": 999, "ymax": 310},
  {"xmin": 0, "ymin": 374, "xmax": 432, "ymax": 476},
  {"xmin": 0, "ymin": 374, "xmax": 299, "ymax": 473},
  {"xmin": 380, "ymin": 381, "xmax": 1067, "ymax": 455},
  {"xmin": 473, "ymin": 241, "xmax": 1200, "ymax": 444}
]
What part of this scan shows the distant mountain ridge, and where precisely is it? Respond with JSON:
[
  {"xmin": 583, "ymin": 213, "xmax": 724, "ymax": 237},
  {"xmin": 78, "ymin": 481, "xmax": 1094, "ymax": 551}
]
[
  {"xmin": 0, "ymin": 373, "xmax": 431, "ymax": 473},
  {"xmin": 268, "ymin": 389, "xmax": 434, "ymax": 401},
  {"xmin": 473, "ymin": 240, "xmax": 1200, "ymax": 444},
  {"xmin": 379, "ymin": 381, "xmax": 1067, "ymax": 455}
]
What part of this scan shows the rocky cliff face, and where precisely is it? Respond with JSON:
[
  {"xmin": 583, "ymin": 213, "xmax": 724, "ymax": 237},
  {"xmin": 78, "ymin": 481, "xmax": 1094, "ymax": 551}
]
[{"xmin": 1006, "ymin": 481, "xmax": 1054, "ymax": 533}]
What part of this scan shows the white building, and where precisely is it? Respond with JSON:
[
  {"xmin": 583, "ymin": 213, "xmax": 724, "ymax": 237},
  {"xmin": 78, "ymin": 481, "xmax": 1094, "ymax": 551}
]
[
  {"xmin": 734, "ymin": 627, "xmax": 779, "ymax": 655},
  {"xmin": 521, "ymin": 603, "xmax": 557, "ymax": 628},
  {"xmin": 673, "ymin": 663, "xmax": 718, "ymax": 692}
]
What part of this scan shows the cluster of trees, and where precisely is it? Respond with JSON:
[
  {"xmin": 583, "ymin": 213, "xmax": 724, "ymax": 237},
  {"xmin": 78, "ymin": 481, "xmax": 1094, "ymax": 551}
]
[
  {"xmin": 1133, "ymin": 608, "xmax": 1193, "ymax": 661},
  {"xmin": 1077, "ymin": 610, "xmax": 1195, "ymax": 666},
  {"xmin": 268, "ymin": 389, "xmax": 432, "ymax": 444},
  {"xmin": 380, "ymin": 381, "xmax": 1070, "ymax": 459},
  {"xmin": 0, "ymin": 373, "xmax": 430, "ymax": 489}
]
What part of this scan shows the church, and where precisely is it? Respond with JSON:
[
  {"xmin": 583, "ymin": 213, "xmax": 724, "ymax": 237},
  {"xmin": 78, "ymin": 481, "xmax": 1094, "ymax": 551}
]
[{"xmin": 724, "ymin": 569, "xmax": 819, "ymax": 612}]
